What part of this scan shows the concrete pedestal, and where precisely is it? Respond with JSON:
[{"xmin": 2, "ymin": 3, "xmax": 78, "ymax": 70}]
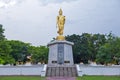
[{"xmin": 47, "ymin": 40, "xmax": 74, "ymax": 66}]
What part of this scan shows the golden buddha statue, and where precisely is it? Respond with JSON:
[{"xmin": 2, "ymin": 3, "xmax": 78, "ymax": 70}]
[{"xmin": 56, "ymin": 8, "xmax": 66, "ymax": 40}]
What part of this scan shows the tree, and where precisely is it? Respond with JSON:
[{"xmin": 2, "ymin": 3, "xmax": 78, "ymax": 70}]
[
  {"xmin": 96, "ymin": 33, "xmax": 120, "ymax": 65},
  {"xmin": 66, "ymin": 33, "xmax": 92, "ymax": 64},
  {"xmin": 96, "ymin": 43, "xmax": 113, "ymax": 65},
  {"xmin": 0, "ymin": 40, "xmax": 15, "ymax": 64},
  {"xmin": 0, "ymin": 24, "xmax": 5, "ymax": 41},
  {"xmin": 28, "ymin": 46, "xmax": 48, "ymax": 64},
  {"xmin": 66, "ymin": 34, "xmax": 81, "ymax": 63},
  {"xmin": 66, "ymin": 33, "xmax": 107, "ymax": 64},
  {"xmin": 8, "ymin": 40, "xmax": 30, "ymax": 64},
  {"xmin": 91, "ymin": 34, "xmax": 106, "ymax": 61}
]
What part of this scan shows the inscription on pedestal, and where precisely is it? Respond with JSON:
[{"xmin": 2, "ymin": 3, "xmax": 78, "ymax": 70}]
[
  {"xmin": 48, "ymin": 40, "xmax": 74, "ymax": 65},
  {"xmin": 57, "ymin": 44, "xmax": 64, "ymax": 64}
]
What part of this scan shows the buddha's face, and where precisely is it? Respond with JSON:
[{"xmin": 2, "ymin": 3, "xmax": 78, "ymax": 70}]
[{"xmin": 59, "ymin": 10, "xmax": 62, "ymax": 15}]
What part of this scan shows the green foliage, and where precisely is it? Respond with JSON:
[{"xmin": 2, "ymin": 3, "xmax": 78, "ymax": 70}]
[
  {"xmin": 0, "ymin": 39, "xmax": 48, "ymax": 65},
  {"xmin": 0, "ymin": 24, "xmax": 120, "ymax": 65},
  {"xmin": 0, "ymin": 24, "xmax": 5, "ymax": 41},
  {"xmin": 66, "ymin": 32, "xmax": 120, "ymax": 65},
  {"xmin": 0, "ymin": 40, "xmax": 15, "ymax": 64},
  {"xmin": 66, "ymin": 33, "xmax": 107, "ymax": 64},
  {"xmin": 28, "ymin": 46, "xmax": 48, "ymax": 64},
  {"xmin": 96, "ymin": 36, "xmax": 120, "ymax": 65},
  {"xmin": 66, "ymin": 34, "xmax": 81, "ymax": 63},
  {"xmin": 7, "ymin": 40, "xmax": 30, "ymax": 63},
  {"xmin": 91, "ymin": 34, "xmax": 106, "ymax": 61}
]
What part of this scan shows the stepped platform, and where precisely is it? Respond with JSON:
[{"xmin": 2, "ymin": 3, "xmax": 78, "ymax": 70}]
[
  {"xmin": 46, "ymin": 77, "xmax": 76, "ymax": 80},
  {"xmin": 46, "ymin": 65, "xmax": 77, "ymax": 77}
]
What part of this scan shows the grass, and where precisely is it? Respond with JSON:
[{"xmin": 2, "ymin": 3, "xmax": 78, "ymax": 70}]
[
  {"xmin": 0, "ymin": 76, "xmax": 45, "ymax": 80},
  {"xmin": 0, "ymin": 76, "xmax": 120, "ymax": 80},
  {"xmin": 77, "ymin": 75, "xmax": 120, "ymax": 80}
]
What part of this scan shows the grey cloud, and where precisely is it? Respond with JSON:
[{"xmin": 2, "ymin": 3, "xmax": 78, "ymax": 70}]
[
  {"xmin": 0, "ymin": 0, "xmax": 77, "ymax": 8},
  {"xmin": 0, "ymin": 0, "xmax": 11, "ymax": 4},
  {"xmin": 38, "ymin": 0, "xmax": 78, "ymax": 5},
  {"xmin": 0, "ymin": 0, "xmax": 25, "ymax": 4},
  {"xmin": 0, "ymin": 0, "xmax": 26, "ymax": 8},
  {"xmin": 1, "ymin": 0, "xmax": 120, "ymax": 46}
]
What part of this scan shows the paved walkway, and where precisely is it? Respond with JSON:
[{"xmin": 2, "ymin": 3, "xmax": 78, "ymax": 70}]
[{"xmin": 46, "ymin": 77, "xmax": 76, "ymax": 80}]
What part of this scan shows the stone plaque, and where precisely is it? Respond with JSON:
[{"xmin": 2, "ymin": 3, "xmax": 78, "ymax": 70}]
[{"xmin": 57, "ymin": 44, "xmax": 64, "ymax": 64}]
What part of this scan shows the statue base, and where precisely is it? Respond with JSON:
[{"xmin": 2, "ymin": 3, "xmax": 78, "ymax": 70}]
[
  {"xmin": 47, "ymin": 40, "xmax": 74, "ymax": 66},
  {"xmin": 56, "ymin": 35, "xmax": 65, "ymax": 40}
]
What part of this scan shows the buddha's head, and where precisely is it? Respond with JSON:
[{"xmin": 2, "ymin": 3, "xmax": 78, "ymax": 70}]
[{"xmin": 59, "ymin": 8, "xmax": 63, "ymax": 15}]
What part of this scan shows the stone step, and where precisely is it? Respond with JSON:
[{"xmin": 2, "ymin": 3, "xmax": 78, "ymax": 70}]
[
  {"xmin": 46, "ymin": 66, "xmax": 77, "ymax": 77},
  {"xmin": 46, "ymin": 77, "xmax": 76, "ymax": 80}
]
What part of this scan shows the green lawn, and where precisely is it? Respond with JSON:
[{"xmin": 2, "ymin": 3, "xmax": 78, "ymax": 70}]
[
  {"xmin": 77, "ymin": 76, "xmax": 120, "ymax": 80},
  {"xmin": 0, "ymin": 76, "xmax": 120, "ymax": 80},
  {"xmin": 0, "ymin": 76, "xmax": 45, "ymax": 80}
]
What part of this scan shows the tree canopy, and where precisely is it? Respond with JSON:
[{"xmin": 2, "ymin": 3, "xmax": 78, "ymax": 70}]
[
  {"xmin": 0, "ymin": 24, "xmax": 120, "ymax": 65},
  {"xmin": 66, "ymin": 33, "xmax": 120, "ymax": 65},
  {"xmin": 0, "ymin": 24, "xmax": 5, "ymax": 41}
]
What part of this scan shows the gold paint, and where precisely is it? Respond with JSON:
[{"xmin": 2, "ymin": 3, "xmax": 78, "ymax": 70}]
[
  {"xmin": 56, "ymin": 8, "xmax": 65, "ymax": 40},
  {"xmin": 56, "ymin": 35, "xmax": 65, "ymax": 40}
]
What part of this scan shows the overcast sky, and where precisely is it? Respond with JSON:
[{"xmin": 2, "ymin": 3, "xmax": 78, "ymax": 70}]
[{"xmin": 0, "ymin": 0, "xmax": 120, "ymax": 46}]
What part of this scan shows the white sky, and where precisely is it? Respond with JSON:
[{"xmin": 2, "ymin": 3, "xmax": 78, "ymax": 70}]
[{"xmin": 0, "ymin": 0, "xmax": 120, "ymax": 46}]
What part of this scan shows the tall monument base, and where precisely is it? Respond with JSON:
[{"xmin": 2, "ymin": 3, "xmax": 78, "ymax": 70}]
[{"xmin": 47, "ymin": 40, "xmax": 74, "ymax": 66}]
